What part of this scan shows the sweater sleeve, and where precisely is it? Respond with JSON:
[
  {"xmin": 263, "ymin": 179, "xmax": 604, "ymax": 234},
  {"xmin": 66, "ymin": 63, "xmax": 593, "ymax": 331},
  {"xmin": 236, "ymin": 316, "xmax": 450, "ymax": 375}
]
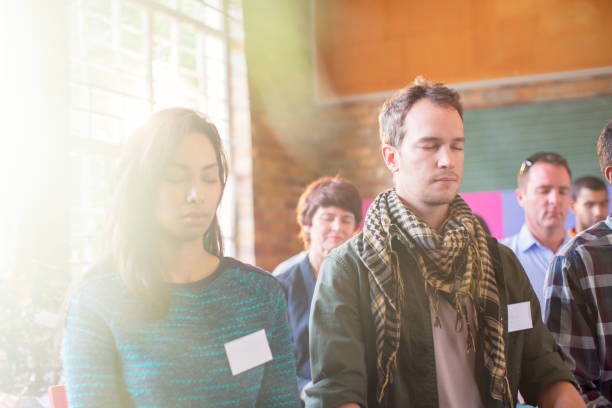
[
  {"xmin": 255, "ymin": 285, "xmax": 300, "ymax": 408},
  {"xmin": 61, "ymin": 286, "xmax": 124, "ymax": 408}
]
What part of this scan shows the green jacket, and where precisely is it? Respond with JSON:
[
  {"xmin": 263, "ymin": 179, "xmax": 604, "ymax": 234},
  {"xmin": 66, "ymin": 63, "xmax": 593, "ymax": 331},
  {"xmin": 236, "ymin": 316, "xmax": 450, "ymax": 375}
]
[{"xmin": 305, "ymin": 235, "xmax": 574, "ymax": 408}]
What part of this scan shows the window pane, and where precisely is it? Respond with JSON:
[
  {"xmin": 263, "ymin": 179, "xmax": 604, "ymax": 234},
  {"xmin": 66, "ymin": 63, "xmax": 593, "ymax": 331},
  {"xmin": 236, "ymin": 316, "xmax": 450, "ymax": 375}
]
[
  {"xmin": 85, "ymin": 15, "xmax": 112, "ymax": 42},
  {"xmin": 70, "ymin": 84, "xmax": 90, "ymax": 110},
  {"xmin": 206, "ymin": 59, "xmax": 227, "ymax": 99},
  {"xmin": 86, "ymin": 42, "xmax": 115, "ymax": 66},
  {"xmin": 180, "ymin": 0, "xmax": 205, "ymax": 23},
  {"xmin": 206, "ymin": 0, "xmax": 223, "ymax": 9},
  {"xmin": 121, "ymin": 4, "xmax": 144, "ymax": 29},
  {"xmin": 227, "ymin": 0, "xmax": 242, "ymax": 20},
  {"xmin": 154, "ymin": 0, "xmax": 178, "ymax": 10},
  {"xmin": 205, "ymin": 7, "xmax": 224, "ymax": 31},
  {"xmin": 90, "ymin": 113, "xmax": 123, "ymax": 143},
  {"xmin": 209, "ymin": 98, "xmax": 228, "ymax": 121},
  {"xmin": 230, "ymin": 20, "xmax": 243, "ymax": 42},
  {"xmin": 88, "ymin": 65, "xmax": 117, "ymax": 89},
  {"xmin": 119, "ymin": 73, "xmax": 148, "ymax": 98},
  {"xmin": 70, "ymin": 109, "xmax": 90, "ymax": 138},
  {"xmin": 85, "ymin": 0, "xmax": 112, "ymax": 16},
  {"xmin": 121, "ymin": 29, "xmax": 144, "ymax": 53},
  {"xmin": 119, "ymin": 52, "xmax": 146, "ymax": 75},
  {"xmin": 205, "ymin": 35, "xmax": 225, "ymax": 61},
  {"xmin": 153, "ymin": 39, "xmax": 172, "ymax": 62},
  {"xmin": 69, "ymin": 0, "xmax": 243, "ymax": 273},
  {"xmin": 179, "ymin": 25, "xmax": 196, "ymax": 49},
  {"xmin": 179, "ymin": 51, "xmax": 197, "ymax": 71},
  {"xmin": 180, "ymin": 72, "xmax": 199, "ymax": 89},
  {"xmin": 153, "ymin": 13, "xmax": 172, "ymax": 40}
]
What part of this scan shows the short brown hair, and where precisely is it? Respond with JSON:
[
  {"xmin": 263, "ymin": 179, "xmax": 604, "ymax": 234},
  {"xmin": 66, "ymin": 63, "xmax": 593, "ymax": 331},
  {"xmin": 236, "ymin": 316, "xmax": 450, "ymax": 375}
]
[
  {"xmin": 597, "ymin": 120, "xmax": 612, "ymax": 171},
  {"xmin": 517, "ymin": 152, "xmax": 571, "ymax": 190},
  {"xmin": 297, "ymin": 176, "xmax": 362, "ymax": 248},
  {"xmin": 378, "ymin": 76, "xmax": 463, "ymax": 147},
  {"xmin": 571, "ymin": 175, "xmax": 607, "ymax": 201}
]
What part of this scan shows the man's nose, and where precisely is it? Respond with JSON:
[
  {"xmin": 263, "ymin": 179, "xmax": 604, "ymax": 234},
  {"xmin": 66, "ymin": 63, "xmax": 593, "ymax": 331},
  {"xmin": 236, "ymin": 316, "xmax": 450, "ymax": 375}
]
[
  {"xmin": 547, "ymin": 190, "xmax": 561, "ymax": 205},
  {"xmin": 437, "ymin": 146, "xmax": 453, "ymax": 168}
]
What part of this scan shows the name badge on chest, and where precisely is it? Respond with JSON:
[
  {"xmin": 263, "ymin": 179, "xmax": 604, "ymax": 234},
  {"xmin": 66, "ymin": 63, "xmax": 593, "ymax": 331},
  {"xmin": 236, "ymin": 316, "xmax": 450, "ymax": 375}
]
[
  {"xmin": 507, "ymin": 301, "xmax": 533, "ymax": 333},
  {"xmin": 224, "ymin": 329, "xmax": 273, "ymax": 375}
]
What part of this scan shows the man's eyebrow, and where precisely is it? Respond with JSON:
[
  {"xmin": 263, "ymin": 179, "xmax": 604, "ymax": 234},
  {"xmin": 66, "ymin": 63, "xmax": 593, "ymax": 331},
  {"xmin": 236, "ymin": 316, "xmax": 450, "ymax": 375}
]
[
  {"xmin": 415, "ymin": 136, "xmax": 440, "ymax": 143},
  {"xmin": 415, "ymin": 136, "xmax": 465, "ymax": 143},
  {"xmin": 535, "ymin": 185, "xmax": 570, "ymax": 189}
]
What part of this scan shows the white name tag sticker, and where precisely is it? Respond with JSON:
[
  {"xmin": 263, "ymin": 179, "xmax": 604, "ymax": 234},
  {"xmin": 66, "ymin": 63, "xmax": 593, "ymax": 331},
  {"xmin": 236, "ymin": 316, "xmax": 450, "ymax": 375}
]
[
  {"xmin": 507, "ymin": 301, "xmax": 533, "ymax": 333},
  {"xmin": 224, "ymin": 329, "xmax": 273, "ymax": 376}
]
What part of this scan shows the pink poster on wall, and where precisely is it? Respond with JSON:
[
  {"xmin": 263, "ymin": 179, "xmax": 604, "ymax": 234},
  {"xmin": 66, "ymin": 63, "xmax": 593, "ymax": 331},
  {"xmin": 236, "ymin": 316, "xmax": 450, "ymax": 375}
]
[{"xmin": 460, "ymin": 191, "xmax": 504, "ymax": 239}]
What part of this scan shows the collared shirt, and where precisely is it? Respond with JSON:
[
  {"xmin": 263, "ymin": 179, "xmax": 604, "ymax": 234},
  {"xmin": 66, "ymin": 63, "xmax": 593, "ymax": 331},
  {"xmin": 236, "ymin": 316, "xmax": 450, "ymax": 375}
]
[
  {"xmin": 501, "ymin": 224, "xmax": 570, "ymax": 317},
  {"xmin": 275, "ymin": 254, "xmax": 316, "ymax": 394},
  {"xmin": 545, "ymin": 216, "xmax": 612, "ymax": 407}
]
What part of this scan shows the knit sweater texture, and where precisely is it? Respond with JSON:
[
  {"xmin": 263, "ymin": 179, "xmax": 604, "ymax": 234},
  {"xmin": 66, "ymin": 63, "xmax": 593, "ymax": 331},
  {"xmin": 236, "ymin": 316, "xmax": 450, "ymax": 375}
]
[{"xmin": 61, "ymin": 257, "xmax": 299, "ymax": 408}]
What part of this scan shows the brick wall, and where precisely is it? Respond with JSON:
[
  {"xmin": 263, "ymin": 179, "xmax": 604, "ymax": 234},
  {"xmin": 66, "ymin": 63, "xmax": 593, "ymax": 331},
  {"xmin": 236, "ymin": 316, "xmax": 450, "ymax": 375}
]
[
  {"xmin": 316, "ymin": 71, "xmax": 612, "ymax": 201},
  {"xmin": 315, "ymin": 99, "xmax": 391, "ymax": 200},
  {"xmin": 243, "ymin": 1, "xmax": 612, "ymax": 271},
  {"xmin": 250, "ymin": 112, "xmax": 319, "ymax": 270},
  {"xmin": 243, "ymin": 0, "xmax": 322, "ymax": 271}
]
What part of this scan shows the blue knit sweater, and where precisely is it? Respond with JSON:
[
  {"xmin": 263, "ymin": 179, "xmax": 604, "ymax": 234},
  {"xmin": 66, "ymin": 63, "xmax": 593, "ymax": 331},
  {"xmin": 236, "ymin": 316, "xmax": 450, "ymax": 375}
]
[{"xmin": 61, "ymin": 257, "xmax": 299, "ymax": 407}]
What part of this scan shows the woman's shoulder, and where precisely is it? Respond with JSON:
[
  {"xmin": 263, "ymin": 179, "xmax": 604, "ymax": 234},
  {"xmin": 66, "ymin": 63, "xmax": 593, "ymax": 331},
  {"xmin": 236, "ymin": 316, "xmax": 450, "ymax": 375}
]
[
  {"xmin": 220, "ymin": 257, "xmax": 283, "ymax": 293},
  {"xmin": 70, "ymin": 257, "xmax": 125, "ymax": 301}
]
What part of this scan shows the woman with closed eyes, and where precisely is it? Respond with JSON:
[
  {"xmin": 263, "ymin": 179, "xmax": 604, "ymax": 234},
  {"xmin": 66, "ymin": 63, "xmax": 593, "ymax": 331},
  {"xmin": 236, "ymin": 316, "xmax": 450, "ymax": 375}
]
[{"xmin": 61, "ymin": 108, "xmax": 299, "ymax": 407}]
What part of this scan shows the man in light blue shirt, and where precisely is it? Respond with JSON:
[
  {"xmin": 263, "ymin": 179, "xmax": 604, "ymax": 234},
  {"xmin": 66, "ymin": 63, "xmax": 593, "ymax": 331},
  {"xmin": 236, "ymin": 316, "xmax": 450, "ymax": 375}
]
[{"xmin": 501, "ymin": 152, "xmax": 571, "ymax": 316}]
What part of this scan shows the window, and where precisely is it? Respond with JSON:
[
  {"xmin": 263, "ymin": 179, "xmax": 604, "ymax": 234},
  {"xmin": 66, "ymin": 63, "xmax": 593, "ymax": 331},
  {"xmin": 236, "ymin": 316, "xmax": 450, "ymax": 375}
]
[{"xmin": 67, "ymin": 0, "xmax": 248, "ymax": 277}]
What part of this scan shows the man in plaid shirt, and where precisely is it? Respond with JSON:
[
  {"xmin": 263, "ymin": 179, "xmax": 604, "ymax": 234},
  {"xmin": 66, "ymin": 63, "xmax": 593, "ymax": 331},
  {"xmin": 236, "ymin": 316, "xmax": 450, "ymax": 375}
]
[{"xmin": 545, "ymin": 120, "xmax": 612, "ymax": 407}]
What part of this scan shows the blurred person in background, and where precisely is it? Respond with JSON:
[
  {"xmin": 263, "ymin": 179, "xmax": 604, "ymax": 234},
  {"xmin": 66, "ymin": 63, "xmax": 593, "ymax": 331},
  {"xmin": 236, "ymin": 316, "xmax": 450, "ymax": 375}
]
[
  {"xmin": 501, "ymin": 152, "xmax": 571, "ymax": 316},
  {"xmin": 568, "ymin": 175, "xmax": 609, "ymax": 237},
  {"xmin": 275, "ymin": 176, "xmax": 362, "ymax": 401},
  {"xmin": 61, "ymin": 108, "xmax": 299, "ymax": 407}
]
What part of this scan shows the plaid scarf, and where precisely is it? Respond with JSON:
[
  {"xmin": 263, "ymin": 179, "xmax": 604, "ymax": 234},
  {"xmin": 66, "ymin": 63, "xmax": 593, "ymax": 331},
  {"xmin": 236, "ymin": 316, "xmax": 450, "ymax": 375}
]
[{"xmin": 356, "ymin": 189, "xmax": 512, "ymax": 406}]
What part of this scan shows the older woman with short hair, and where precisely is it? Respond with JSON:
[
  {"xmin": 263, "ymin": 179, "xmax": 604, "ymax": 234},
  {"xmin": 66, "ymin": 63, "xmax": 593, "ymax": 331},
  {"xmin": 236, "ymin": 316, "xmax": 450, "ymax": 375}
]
[{"xmin": 275, "ymin": 176, "xmax": 362, "ymax": 399}]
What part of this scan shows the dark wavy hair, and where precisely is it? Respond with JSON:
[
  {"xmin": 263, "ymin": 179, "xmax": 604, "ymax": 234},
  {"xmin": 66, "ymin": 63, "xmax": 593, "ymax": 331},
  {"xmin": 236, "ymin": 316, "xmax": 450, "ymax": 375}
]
[
  {"xmin": 297, "ymin": 176, "xmax": 362, "ymax": 248},
  {"xmin": 107, "ymin": 108, "xmax": 228, "ymax": 316}
]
